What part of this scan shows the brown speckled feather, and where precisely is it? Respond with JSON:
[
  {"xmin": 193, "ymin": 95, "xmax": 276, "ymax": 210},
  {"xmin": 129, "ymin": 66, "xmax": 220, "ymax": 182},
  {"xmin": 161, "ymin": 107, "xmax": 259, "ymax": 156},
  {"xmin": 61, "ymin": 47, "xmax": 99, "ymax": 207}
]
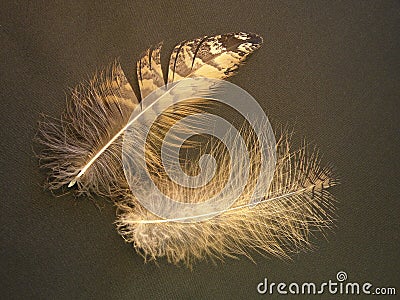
[
  {"xmin": 167, "ymin": 32, "xmax": 263, "ymax": 83},
  {"xmin": 37, "ymin": 33, "xmax": 263, "ymax": 197}
]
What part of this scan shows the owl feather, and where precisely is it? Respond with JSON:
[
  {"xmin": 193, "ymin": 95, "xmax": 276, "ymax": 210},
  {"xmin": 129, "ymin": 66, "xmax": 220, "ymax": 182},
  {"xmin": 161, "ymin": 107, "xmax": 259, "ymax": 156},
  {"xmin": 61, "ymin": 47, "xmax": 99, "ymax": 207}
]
[
  {"xmin": 116, "ymin": 130, "xmax": 337, "ymax": 267},
  {"xmin": 35, "ymin": 32, "xmax": 338, "ymax": 267},
  {"xmin": 35, "ymin": 32, "xmax": 262, "ymax": 198}
]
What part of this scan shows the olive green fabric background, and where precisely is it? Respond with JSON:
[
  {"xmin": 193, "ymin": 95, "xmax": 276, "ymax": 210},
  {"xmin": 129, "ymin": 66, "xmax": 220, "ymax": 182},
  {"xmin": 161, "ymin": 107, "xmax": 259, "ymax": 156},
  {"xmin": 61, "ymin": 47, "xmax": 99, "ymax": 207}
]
[{"xmin": 1, "ymin": 1, "xmax": 399, "ymax": 299}]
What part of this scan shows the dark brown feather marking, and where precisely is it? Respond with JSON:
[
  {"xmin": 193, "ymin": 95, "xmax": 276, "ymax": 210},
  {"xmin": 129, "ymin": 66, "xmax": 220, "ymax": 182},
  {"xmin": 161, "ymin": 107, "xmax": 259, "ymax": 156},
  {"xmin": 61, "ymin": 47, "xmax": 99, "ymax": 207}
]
[
  {"xmin": 191, "ymin": 36, "xmax": 208, "ymax": 69},
  {"xmin": 171, "ymin": 41, "xmax": 186, "ymax": 83}
]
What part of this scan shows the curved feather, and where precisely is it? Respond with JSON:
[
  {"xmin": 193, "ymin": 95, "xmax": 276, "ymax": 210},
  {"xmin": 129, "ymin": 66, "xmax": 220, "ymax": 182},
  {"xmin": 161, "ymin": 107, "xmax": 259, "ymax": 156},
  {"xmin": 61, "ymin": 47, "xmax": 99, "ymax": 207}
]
[
  {"xmin": 36, "ymin": 32, "xmax": 263, "ymax": 196},
  {"xmin": 115, "ymin": 131, "xmax": 337, "ymax": 267}
]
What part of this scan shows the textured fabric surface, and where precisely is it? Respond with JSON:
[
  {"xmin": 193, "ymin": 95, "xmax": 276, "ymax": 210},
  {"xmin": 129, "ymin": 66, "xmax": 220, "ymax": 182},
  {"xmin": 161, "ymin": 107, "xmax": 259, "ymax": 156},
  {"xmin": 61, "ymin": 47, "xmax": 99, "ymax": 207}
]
[{"xmin": 1, "ymin": 1, "xmax": 399, "ymax": 299}]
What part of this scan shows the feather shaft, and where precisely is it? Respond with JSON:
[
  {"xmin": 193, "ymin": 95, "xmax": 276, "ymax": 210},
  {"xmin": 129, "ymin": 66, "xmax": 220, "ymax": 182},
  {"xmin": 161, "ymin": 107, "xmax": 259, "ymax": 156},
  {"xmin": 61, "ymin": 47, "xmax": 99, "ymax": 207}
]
[{"xmin": 121, "ymin": 189, "xmax": 306, "ymax": 224}]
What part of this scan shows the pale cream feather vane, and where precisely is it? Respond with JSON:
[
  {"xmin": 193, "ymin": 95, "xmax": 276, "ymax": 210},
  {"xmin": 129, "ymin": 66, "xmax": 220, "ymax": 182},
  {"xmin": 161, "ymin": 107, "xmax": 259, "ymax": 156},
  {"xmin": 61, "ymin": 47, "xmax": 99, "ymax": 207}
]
[
  {"xmin": 116, "ymin": 126, "xmax": 337, "ymax": 267},
  {"xmin": 35, "ymin": 32, "xmax": 338, "ymax": 267}
]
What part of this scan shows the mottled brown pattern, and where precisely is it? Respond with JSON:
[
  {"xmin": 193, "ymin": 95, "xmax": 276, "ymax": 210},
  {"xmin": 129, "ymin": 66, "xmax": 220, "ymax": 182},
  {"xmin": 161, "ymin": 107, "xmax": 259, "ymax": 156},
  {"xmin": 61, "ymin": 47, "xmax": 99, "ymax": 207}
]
[
  {"xmin": 137, "ymin": 43, "xmax": 165, "ymax": 100},
  {"xmin": 138, "ymin": 32, "xmax": 262, "ymax": 97},
  {"xmin": 167, "ymin": 32, "xmax": 262, "ymax": 83},
  {"xmin": 111, "ymin": 64, "xmax": 139, "ymax": 106}
]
